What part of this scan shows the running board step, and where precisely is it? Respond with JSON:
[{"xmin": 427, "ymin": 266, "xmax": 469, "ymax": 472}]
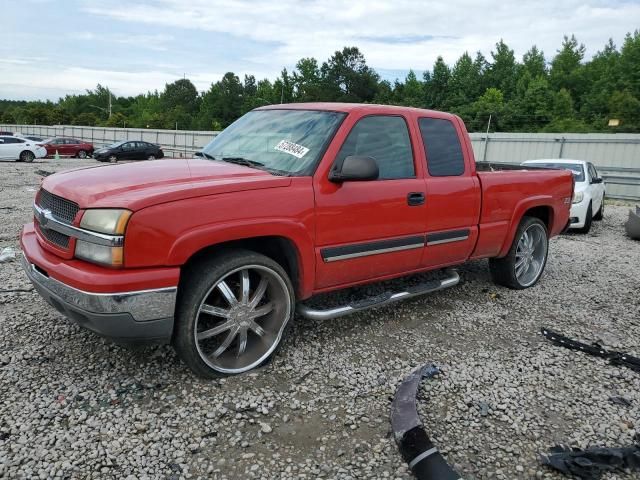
[{"xmin": 296, "ymin": 269, "xmax": 460, "ymax": 321}]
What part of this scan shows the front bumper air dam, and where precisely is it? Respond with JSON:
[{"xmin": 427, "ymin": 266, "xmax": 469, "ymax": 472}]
[
  {"xmin": 21, "ymin": 254, "xmax": 176, "ymax": 343},
  {"xmin": 391, "ymin": 364, "xmax": 463, "ymax": 480}
]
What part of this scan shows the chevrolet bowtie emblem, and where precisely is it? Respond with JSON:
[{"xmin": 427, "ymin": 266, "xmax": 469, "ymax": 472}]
[{"xmin": 39, "ymin": 209, "xmax": 52, "ymax": 228}]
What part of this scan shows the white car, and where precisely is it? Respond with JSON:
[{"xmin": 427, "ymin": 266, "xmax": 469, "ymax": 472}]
[
  {"xmin": 522, "ymin": 159, "xmax": 605, "ymax": 234},
  {"xmin": 0, "ymin": 135, "xmax": 47, "ymax": 162}
]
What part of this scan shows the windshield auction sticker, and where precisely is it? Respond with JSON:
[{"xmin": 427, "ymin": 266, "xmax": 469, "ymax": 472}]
[{"xmin": 274, "ymin": 140, "xmax": 310, "ymax": 159}]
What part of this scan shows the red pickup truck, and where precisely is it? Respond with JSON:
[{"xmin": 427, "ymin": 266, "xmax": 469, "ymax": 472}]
[{"xmin": 21, "ymin": 103, "xmax": 573, "ymax": 377}]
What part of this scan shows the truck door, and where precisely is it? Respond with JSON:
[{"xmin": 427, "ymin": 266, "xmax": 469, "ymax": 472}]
[
  {"xmin": 313, "ymin": 114, "xmax": 427, "ymax": 289},
  {"xmin": 418, "ymin": 116, "xmax": 481, "ymax": 268}
]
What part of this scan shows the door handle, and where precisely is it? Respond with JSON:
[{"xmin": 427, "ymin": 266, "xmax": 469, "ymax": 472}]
[{"xmin": 407, "ymin": 192, "xmax": 425, "ymax": 206}]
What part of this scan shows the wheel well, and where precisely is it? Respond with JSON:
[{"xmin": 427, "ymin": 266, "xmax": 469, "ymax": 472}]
[
  {"xmin": 181, "ymin": 236, "xmax": 301, "ymax": 295},
  {"xmin": 523, "ymin": 206, "xmax": 553, "ymax": 233}
]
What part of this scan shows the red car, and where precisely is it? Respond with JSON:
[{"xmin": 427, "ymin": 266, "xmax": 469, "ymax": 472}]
[
  {"xmin": 42, "ymin": 137, "xmax": 94, "ymax": 158},
  {"xmin": 21, "ymin": 103, "xmax": 574, "ymax": 377}
]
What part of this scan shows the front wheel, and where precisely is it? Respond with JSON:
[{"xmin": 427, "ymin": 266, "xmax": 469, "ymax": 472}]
[
  {"xmin": 489, "ymin": 216, "xmax": 549, "ymax": 289},
  {"xmin": 20, "ymin": 150, "xmax": 35, "ymax": 163},
  {"xmin": 173, "ymin": 250, "xmax": 295, "ymax": 377},
  {"xmin": 77, "ymin": 150, "xmax": 88, "ymax": 159},
  {"xmin": 108, "ymin": 155, "xmax": 117, "ymax": 163}
]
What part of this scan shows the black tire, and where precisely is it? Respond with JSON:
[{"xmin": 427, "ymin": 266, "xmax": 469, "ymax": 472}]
[
  {"xmin": 108, "ymin": 155, "xmax": 117, "ymax": 163},
  {"xmin": 147, "ymin": 154, "xmax": 156, "ymax": 160},
  {"xmin": 19, "ymin": 150, "xmax": 35, "ymax": 163},
  {"xmin": 593, "ymin": 197, "xmax": 604, "ymax": 221},
  {"xmin": 575, "ymin": 202, "xmax": 593, "ymax": 233},
  {"xmin": 76, "ymin": 150, "xmax": 88, "ymax": 159},
  {"xmin": 489, "ymin": 216, "xmax": 549, "ymax": 289},
  {"xmin": 173, "ymin": 249, "xmax": 295, "ymax": 378}
]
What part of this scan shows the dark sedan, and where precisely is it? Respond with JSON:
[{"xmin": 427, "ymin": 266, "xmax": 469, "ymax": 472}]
[{"xmin": 93, "ymin": 141, "xmax": 164, "ymax": 162}]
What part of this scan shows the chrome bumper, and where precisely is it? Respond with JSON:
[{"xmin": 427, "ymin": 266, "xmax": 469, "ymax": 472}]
[{"xmin": 21, "ymin": 254, "xmax": 176, "ymax": 322}]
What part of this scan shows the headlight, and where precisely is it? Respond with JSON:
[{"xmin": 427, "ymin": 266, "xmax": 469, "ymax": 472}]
[
  {"xmin": 75, "ymin": 240, "xmax": 124, "ymax": 267},
  {"xmin": 572, "ymin": 191, "xmax": 584, "ymax": 204},
  {"xmin": 80, "ymin": 209, "xmax": 131, "ymax": 234},
  {"xmin": 75, "ymin": 209, "xmax": 131, "ymax": 266}
]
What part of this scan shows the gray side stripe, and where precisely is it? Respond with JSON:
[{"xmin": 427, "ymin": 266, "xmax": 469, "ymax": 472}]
[
  {"xmin": 426, "ymin": 235, "xmax": 469, "ymax": 246},
  {"xmin": 324, "ymin": 242, "xmax": 424, "ymax": 262}
]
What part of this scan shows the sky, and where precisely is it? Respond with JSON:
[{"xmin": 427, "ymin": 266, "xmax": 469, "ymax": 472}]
[{"xmin": 1, "ymin": 0, "xmax": 639, "ymax": 101}]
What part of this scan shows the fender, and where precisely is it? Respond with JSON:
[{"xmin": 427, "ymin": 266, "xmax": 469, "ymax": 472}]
[
  {"xmin": 497, "ymin": 195, "xmax": 554, "ymax": 258},
  {"xmin": 167, "ymin": 218, "xmax": 316, "ymax": 298}
]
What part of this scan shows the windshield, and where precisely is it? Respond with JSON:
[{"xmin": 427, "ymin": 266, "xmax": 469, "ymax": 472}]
[
  {"xmin": 526, "ymin": 162, "xmax": 585, "ymax": 182},
  {"xmin": 201, "ymin": 109, "xmax": 346, "ymax": 175},
  {"xmin": 105, "ymin": 141, "xmax": 126, "ymax": 149}
]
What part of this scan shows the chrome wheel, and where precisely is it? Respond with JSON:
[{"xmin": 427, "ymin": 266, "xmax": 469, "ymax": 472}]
[
  {"xmin": 77, "ymin": 150, "xmax": 87, "ymax": 159},
  {"xmin": 147, "ymin": 154, "xmax": 156, "ymax": 160},
  {"xmin": 109, "ymin": 155, "xmax": 117, "ymax": 163},
  {"xmin": 515, "ymin": 223, "xmax": 547, "ymax": 287},
  {"xmin": 194, "ymin": 265, "xmax": 291, "ymax": 374}
]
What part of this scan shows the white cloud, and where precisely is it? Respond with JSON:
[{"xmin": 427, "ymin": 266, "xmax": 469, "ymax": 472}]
[
  {"xmin": 0, "ymin": 64, "xmax": 225, "ymax": 100},
  {"xmin": 3, "ymin": 0, "xmax": 639, "ymax": 99},
  {"xmin": 82, "ymin": 0, "xmax": 640, "ymax": 69}
]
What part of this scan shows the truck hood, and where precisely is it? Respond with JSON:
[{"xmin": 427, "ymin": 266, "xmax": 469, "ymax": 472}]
[{"xmin": 41, "ymin": 158, "xmax": 291, "ymax": 211}]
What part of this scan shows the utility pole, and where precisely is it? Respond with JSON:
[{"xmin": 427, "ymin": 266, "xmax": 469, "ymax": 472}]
[
  {"xmin": 482, "ymin": 114, "xmax": 492, "ymax": 162},
  {"xmin": 108, "ymin": 91, "xmax": 112, "ymax": 119}
]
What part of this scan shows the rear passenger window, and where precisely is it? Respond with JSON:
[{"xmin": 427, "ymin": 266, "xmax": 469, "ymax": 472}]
[
  {"xmin": 419, "ymin": 118, "xmax": 465, "ymax": 177},
  {"xmin": 335, "ymin": 116, "xmax": 414, "ymax": 179}
]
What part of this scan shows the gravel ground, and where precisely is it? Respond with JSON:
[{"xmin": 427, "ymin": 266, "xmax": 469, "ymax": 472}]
[{"xmin": 0, "ymin": 158, "xmax": 639, "ymax": 479}]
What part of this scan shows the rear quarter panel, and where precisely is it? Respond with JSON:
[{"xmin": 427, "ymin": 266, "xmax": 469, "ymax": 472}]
[{"xmin": 473, "ymin": 169, "xmax": 573, "ymax": 258}]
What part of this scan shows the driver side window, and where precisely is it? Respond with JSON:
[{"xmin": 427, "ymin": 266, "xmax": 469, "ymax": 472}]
[{"xmin": 334, "ymin": 115, "xmax": 415, "ymax": 180}]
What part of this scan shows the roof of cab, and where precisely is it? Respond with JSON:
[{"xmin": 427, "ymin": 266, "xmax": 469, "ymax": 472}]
[{"xmin": 256, "ymin": 102, "xmax": 458, "ymax": 119}]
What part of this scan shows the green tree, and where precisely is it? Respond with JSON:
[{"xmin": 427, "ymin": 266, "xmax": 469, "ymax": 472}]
[
  {"xmin": 549, "ymin": 35, "xmax": 586, "ymax": 103},
  {"xmin": 320, "ymin": 47, "xmax": 379, "ymax": 102},
  {"xmin": 486, "ymin": 40, "xmax": 518, "ymax": 100},
  {"xmin": 425, "ymin": 56, "xmax": 450, "ymax": 109},
  {"xmin": 472, "ymin": 88, "xmax": 505, "ymax": 131},
  {"xmin": 608, "ymin": 90, "xmax": 640, "ymax": 129},
  {"xmin": 400, "ymin": 70, "xmax": 423, "ymax": 107},
  {"xmin": 619, "ymin": 30, "xmax": 640, "ymax": 99},
  {"xmin": 448, "ymin": 52, "xmax": 483, "ymax": 111},
  {"xmin": 581, "ymin": 39, "xmax": 620, "ymax": 124},
  {"xmin": 293, "ymin": 58, "xmax": 322, "ymax": 101}
]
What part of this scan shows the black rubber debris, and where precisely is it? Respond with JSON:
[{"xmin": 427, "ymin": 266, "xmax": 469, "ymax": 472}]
[
  {"xmin": 540, "ymin": 444, "xmax": 640, "ymax": 479},
  {"xmin": 541, "ymin": 327, "xmax": 640, "ymax": 373},
  {"xmin": 391, "ymin": 364, "xmax": 463, "ymax": 480}
]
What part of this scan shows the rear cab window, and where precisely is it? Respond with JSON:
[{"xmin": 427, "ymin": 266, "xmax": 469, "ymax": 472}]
[{"xmin": 418, "ymin": 117, "xmax": 465, "ymax": 176}]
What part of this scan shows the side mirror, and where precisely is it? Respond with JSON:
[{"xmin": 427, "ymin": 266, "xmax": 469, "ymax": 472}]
[
  {"xmin": 591, "ymin": 177, "xmax": 603, "ymax": 184},
  {"xmin": 194, "ymin": 151, "xmax": 203, "ymax": 157},
  {"xmin": 329, "ymin": 155, "xmax": 379, "ymax": 182}
]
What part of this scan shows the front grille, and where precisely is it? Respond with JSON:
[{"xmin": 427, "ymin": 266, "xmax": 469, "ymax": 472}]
[
  {"xmin": 36, "ymin": 221, "xmax": 70, "ymax": 248},
  {"xmin": 38, "ymin": 189, "xmax": 79, "ymax": 224}
]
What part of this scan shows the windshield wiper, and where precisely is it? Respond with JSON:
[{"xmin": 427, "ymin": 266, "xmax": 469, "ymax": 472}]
[
  {"xmin": 197, "ymin": 151, "xmax": 216, "ymax": 160},
  {"xmin": 220, "ymin": 157, "xmax": 266, "ymax": 168}
]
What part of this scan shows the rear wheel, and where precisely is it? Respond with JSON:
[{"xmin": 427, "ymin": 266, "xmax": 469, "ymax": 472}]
[
  {"xmin": 489, "ymin": 216, "xmax": 549, "ymax": 289},
  {"xmin": 576, "ymin": 202, "xmax": 593, "ymax": 233},
  {"xmin": 147, "ymin": 154, "xmax": 156, "ymax": 160},
  {"xmin": 76, "ymin": 150, "xmax": 88, "ymax": 159},
  {"xmin": 173, "ymin": 250, "xmax": 295, "ymax": 378},
  {"xmin": 20, "ymin": 150, "xmax": 35, "ymax": 163}
]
